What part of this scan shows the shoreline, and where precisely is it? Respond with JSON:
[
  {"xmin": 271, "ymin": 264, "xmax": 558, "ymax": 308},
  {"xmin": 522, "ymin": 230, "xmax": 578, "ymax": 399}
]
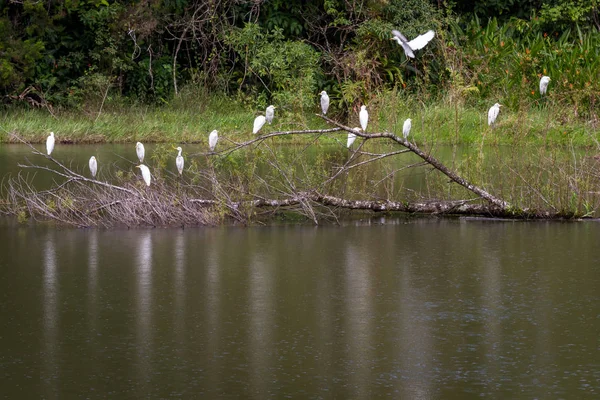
[{"xmin": 1, "ymin": 104, "xmax": 596, "ymax": 147}]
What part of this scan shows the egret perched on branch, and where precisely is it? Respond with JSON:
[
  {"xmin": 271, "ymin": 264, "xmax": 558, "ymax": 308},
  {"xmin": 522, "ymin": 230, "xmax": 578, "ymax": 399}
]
[
  {"xmin": 208, "ymin": 130, "xmax": 219, "ymax": 152},
  {"xmin": 347, "ymin": 127, "xmax": 360, "ymax": 148},
  {"xmin": 175, "ymin": 146, "xmax": 184, "ymax": 175},
  {"xmin": 46, "ymin": 132, "xmax": 55, "ymax": 155},
  {"xmin": 359, "ymin": 105, "xmax": 369, "ymax": 132},
  {"xmin": 319, "ymin": 91, "xmax": 330, "ymax": 115},
  {"xmin": 266, "ymin": 105, "xmax": 276, "ymax": 124},
  {"xmin": 136, "ymin": 142, "xmax": 145, "ymax": 163},
  {"xmin": 488, "ymin": 103, "xmax": 502, "ymax": 126},
  {"xmin": 403, "ymin": 118, "xmax": 412, "ymax": 139},
  {"xmin": 391, "ymin": 29, "xmax": 435, "ymax": 59},
  {"xmin": 89, "ymin": 156, "xmax": 98, "ymax": 179},
  {"xmin": 253, "ymin": 115, "xmax": 266, "ymax": 134},
  {"xmin": 540, "ymin": 76, "xmax": 551, "ymax": 96},
  {"xmin": 136, "ymin": 164, "xmax": 151, "ymax": 186}
]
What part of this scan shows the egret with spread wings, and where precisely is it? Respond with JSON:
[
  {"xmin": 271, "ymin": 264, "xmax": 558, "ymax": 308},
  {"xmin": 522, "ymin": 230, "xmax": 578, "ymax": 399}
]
[{"xmin": 391, "ymin": 30, "xmax": 435, "ymax": 59}]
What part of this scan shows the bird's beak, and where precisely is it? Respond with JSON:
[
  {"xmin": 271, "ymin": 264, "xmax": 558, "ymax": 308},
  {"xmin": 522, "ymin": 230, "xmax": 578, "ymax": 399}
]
[
  {"xmin": 172, "ymin": 145, "xmax": 178, "ymax": 150},
  {"xmin": 135, "ymin": 165, "xmax": 140, "ymax": 169}
]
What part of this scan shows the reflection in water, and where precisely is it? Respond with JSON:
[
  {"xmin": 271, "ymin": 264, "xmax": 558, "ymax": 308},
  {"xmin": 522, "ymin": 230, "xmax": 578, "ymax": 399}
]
[
  {"xmin": 249, "ymin": 251, "xmax": 273, "ymax": 398},
  {"xmin": 173, "ymin": 231, "xmax": 186, "ymax": 336},
  {"xmin": 42, "ymin": 233, "xmax": 58, "ymax": 399},
  {"xmin": 136, "ymin": 231, "xmax": 153, "ymax": 394},
  {"xmin": 398, "ymin": 242, "xmax": 433, "ymax": 399},
  {"xmin": 1, "ymin": 222, "xmax": 599, "ymax": 398},
  {"xmin": 205, "ymin": 231, "xmax": 220, "ymax": 395},
  {"xmin": 344, "ymin": 242, "xmax": 373, "ymax": 399},
  {"xmin": 87, "ymin": 230, "xmax": 98, "ymax": 330},
  {"xmin": 482, "ymin": 249, "xmax": 502, "ymax": 389}
]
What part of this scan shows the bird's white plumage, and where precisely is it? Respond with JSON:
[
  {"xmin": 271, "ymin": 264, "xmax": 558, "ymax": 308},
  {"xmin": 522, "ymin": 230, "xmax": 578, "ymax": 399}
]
[
  {"xmin": 408, "ymin": 30, "xmax": 435, "ymax": 50},
  {"xmin": 266, "ymin": 105, "xmax": 275, "ymax": 124},
  {"xmin": 175, "ymin": 147, "xmax": 184, "ymax": 175},
  {"xmin": 540, "ymin": 76, "xmax": 551, "ymax": 95},
  {"xmin": 208, "ymin": 130, "xmax": 219, "ymax": 151},
  {"xmin": 89, "ymin": 156, "xmax": 97, "ymax": 178},
  {"xmin": 347, "ymin": 133, "xmax": 357, "ymax": 148},
  {"xmin": 488, "ymin": 103, "xmax": 501, "ymax": 126},
  {"xmin": 359, "ymin": 105, "xmax": 369, "ymax": 132},
  {"xmin": 46, "ymin": 132, "xmax": 55, "ymax": 155},
  {"xmin": 137, "ymin": 164, "xmax": 151, "ymax": 186},
  {"xmin": 319, "ymin": 91, "xmax": 330, "ymax": 115},
  {"xmin": 403, "ymin": 118, "xmax": 412, "ymax": 139},
  {"xmin": 391, "ymin": 30, "xmax": 435, "ymax": 58},
  {"xmin": 136, "ymin": 142, "xmax": 145, "ymax": 163},
  {"xmin": 253, "ymin": 115, "xmax": 266, "ymax": 134},
  {"xmin": 347, "ymin": 127, "xmax": 361, "ymax": 148}
]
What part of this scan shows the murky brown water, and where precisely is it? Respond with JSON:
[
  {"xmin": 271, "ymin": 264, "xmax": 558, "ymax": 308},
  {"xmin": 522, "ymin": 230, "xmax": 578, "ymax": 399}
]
[{"xmin": 1, "ymin": 219, "xmax": 599, "ymax": 398}]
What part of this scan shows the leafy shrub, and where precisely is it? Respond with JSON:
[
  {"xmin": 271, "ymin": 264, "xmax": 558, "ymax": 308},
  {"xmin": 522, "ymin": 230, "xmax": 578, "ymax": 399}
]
[{"xmin": 225, "ymin": 23, "xmax": 321, "ymax": 111}]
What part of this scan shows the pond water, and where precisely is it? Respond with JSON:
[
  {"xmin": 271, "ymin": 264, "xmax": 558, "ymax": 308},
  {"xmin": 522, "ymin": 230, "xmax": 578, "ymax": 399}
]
[
  {"xmin": 1, "ymin": 143, "xmax": 600, "ymax": 398},
  {"xmin": 1, "ymin": 218, "xmax": 599, "ymax": 398}
]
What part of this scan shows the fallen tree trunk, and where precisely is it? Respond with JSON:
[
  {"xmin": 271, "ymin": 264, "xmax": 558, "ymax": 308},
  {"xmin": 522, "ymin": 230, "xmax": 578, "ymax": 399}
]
[
  {"xmin": 193, "ymin": 193, "xmax": 570, "ymax": 219},
  {"xmin": 1, "ymin": 129, "xmax": 593, "ymax": 227}
]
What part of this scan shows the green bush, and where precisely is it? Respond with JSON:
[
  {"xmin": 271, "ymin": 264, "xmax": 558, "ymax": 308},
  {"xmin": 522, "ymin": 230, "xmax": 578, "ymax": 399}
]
[{"xmin": 225, "ymin": 23, "xmax": 321, "ymax": 111}]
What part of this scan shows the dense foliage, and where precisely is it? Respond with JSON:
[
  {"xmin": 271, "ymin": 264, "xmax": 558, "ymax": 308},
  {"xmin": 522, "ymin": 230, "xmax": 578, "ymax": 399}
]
[{"xmin": 1, "ymin": 0, "xmax": 599, "ymax": 116}]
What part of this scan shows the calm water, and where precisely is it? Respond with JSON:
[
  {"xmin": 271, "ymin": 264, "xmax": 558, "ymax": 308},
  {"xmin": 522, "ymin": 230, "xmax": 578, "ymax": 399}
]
[{"xmin": 1, "ymin": 219, "xmax": 599, "ymax": 398}]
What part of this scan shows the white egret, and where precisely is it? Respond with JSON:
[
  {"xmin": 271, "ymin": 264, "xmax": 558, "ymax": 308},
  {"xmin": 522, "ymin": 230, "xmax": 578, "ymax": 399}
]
[
  {"xmin": 135, "ymin": 142, "xmax": 145, "ymax": 163},
  {"xmin": 208, "ymin": 129, "xmax": 219, "ymax": 152},
  {"xmin": 488, "ymin": 103, "xmax": 502, "ymax": 126},
  {"xmin": 347, "ymin": 127, "xmax": 360, "ymax": 148},
  {"xmin": 175, "ymin": 147, "xmax": 184, "ymax": 175},
  {"xmin": 266, "ymin": 105, "xmax": 276, "ymax": 124},
  {"xmin": 359, "ymin": 105, "xmax": 369, "ymax": 132},
  {"xmin": 89, "ymin": 156, "xmax": 98, "ymax": 179},
  {"xmin": 403, "ymin": 118, "xmax": 412, "ymax": 139},
  {"xmin": 46, "ymin": 132, "xmax": 55, "ymax": 155},
  {"xmin": 253, "ymin": 115, "xmax": 266, "ymax": 134},
  {"xmin": 391, "ymin": 30, "xmax": 435, "ymax": 59},
  {"xmin": 136, "ymin": 164, "xmax": 151, "ymax": 186},
  {"xmin": 319, "ymin": 91, "xmax": 330, "ymax": 115},
  {"xmin": 540, "ymin": 76, "xmax": 551, "ymax": 96}
]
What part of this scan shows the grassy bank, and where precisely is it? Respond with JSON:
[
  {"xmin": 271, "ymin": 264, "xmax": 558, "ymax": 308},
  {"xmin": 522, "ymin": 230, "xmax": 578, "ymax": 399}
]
[{"xmin": 1, "ymin": 91, "xmax": 597, "ymax": 148}]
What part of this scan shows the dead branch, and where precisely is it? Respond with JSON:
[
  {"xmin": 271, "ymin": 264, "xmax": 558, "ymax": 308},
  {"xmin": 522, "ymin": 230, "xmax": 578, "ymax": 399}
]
[{"xmin": 319, "ymin": 115, "xmax": 510, "ymax": 209}]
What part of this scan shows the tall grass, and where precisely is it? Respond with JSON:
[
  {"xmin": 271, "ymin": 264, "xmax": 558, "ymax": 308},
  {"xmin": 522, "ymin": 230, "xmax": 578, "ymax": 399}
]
[{"xmin": 0, "ymin": 88, "xmax": 329, "ymax": 144}]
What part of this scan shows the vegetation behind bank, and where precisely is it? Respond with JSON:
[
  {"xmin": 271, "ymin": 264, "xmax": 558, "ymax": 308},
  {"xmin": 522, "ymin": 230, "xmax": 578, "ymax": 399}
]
[{"xmin": 1, "ymin": 0, "xmax": 599, "ymax": 144}]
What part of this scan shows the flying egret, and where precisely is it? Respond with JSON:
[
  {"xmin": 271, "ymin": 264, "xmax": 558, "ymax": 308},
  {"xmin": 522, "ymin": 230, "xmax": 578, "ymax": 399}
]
[
  {"xmin": 359, "ymin": 105, "xmax": 369, "ymax": 132},
  {"xmin": 488, "ymin": 103, "xmax": 502, "ymax": 126},
  {"xmin": 540, "ymin": 76, "xmax": 551, "ymax": 96},
  {"xmin": 208, "ymin": 129, "xmax": 219, "ymax": 152},
  {"xmin": 46, "ymin": 132, "xmax": 55, "ymax": 155},
  {"xmin": 319, "ymin": 91, "xmax": 330, "ymax": 115},
  {"xmin": 135, "ymin": 142, "xmax": 145, "ymax": 163},
  {"xmin": 403, "ymin": 118, "xmax": 412, "ymax": 139},
  {"xmin": 391, "ymin": 29, "xmax": 435, "ymax": 59},
  {"xmin": 266, "ymin": 105, "xmax": 276, "ymax": 124},
  {"xmin": 175, "ymin": 147, "xmax": 184, "ymax": 175},
  {"xmin": 253, "ymin": 115, "xmax": 266, "ymax": 134},
  {"xmin": 136, "ymin": 164, "xmax": 151, "ymax": 186},
  {"xmin": 347, "ymin": 127, "xmax": 360, "ymax": 148},
  {"xmin": 89, "ymin": 156, "xmax": 98, "ymax": 179}
]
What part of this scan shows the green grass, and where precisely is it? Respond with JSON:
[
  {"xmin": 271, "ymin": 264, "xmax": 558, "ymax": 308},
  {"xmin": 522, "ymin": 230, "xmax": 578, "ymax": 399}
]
[{"xmin": 0, "ymin": 91, "xmax": 597, "ymax": 148}]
